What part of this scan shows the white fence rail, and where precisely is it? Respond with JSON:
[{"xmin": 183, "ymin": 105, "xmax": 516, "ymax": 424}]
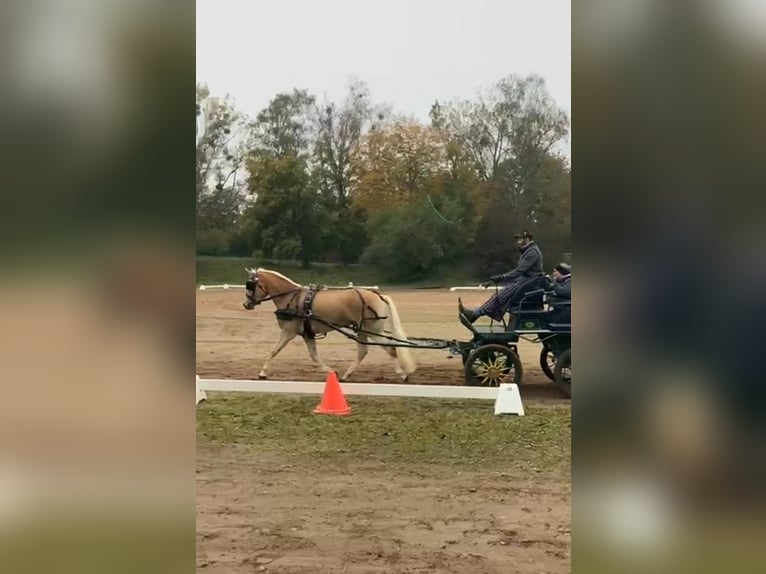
[
  {"xmin": 199, "ymin": 282, "xmax": 379, "ymax": 291},
  {"xmin": 200, "ymin": 284, "xmax": 490, "ymax": 292},
  {"xmin": 449, "ymin": 285, "xmax": 490, "ymax": 292}
]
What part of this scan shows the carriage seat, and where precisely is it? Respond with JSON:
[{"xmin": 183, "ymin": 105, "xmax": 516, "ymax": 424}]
[{"xmin": 506, "ymin": 276, "xmax": 548, "ymax": 313}]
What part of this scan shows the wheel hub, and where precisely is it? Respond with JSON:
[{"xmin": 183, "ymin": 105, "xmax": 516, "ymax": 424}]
[{"xmin": 474, "ymin": 356, "xmax": 508, "ymax": 385}]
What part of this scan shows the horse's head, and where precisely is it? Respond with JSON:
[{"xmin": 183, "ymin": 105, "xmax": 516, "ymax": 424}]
[
  {"xmin": 243, "ymin": 267, "xmax": 302, "ymax": 310},
  {"xmin": 242, "ymin": 267, "xmax": 268, "ymax": 310}
]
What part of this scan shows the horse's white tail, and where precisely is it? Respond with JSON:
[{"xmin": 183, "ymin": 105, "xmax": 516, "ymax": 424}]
[{"xmin": 381, "ymin": 294, "xmax": 417, "ymax": 374}]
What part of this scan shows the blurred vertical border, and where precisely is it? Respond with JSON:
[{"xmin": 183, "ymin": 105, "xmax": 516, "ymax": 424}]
[
  {"xmin": 573, "ymin": 0, "xmax": 766, "ymax": 572},
  {"xmin": 0, "ymin": 1, "xmax": 194, "ymax": 572}
]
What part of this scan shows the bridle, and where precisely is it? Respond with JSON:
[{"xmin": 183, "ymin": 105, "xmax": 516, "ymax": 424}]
[
  {"xmin": 243, "ymin": 276, "xmax": 260, "ymax": 308},
  {"xmin": 244, "ymin": 274, "xmax": 302, "ymax": 308}
]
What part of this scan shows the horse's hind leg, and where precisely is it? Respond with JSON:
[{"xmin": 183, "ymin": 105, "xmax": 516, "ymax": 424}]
[
  {"xmin": 340, "ymin": 333, "xmax": 368, "ymax": 381},
  {"xmin": 366, "ymin": 321, "xmax": 408, "ymax": 382},
  {"xmin": 303, "ymin": 335, "xmax": 333, "ymax": 375},
  {"xmin": 258, "ymin": 329, "xmax": 297, "ymax": 379},
  {"xmin": 382, "ymin": 346, "xmax": 408, "ymax": 382}
]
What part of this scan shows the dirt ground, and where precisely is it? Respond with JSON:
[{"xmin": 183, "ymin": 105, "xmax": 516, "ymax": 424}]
[
  {"xmin": 196, "ymin": 446, "xmax": 570, "ymax": 574},
  {"xmin": 197, "ymin": 289, "xmax": 571, "ymax": 573},
  {"xmin": 196, "ymin": 289, "xmax": 566, "ymax": 403}
]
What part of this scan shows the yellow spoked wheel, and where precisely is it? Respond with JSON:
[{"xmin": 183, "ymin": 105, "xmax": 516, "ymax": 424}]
[{"xmin": 464, "ymin": 344, "xmax": 523, "ymax": 387}]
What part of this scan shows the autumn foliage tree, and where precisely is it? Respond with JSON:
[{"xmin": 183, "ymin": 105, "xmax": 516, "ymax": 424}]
[
  {"xmin": 351, "ymin": 119, "xmax": 446, "ymax": 210},
  {"xmin": 350, "ymin": 119, "xmax": 479, "ymax": 278}
]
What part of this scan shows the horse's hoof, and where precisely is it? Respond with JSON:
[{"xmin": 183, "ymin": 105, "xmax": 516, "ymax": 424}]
[
  {"xmin": 401, "ymin": 375, "xmax": 409, "ymax": 383},
  {"xmin": 258, "ymin": 374, "xmax": 268, "ymax": 380}
]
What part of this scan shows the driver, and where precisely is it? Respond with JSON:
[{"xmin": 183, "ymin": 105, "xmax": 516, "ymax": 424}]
[{"xmin": 460, "ymin": 230, "xmax": 544, "ymax": 323}]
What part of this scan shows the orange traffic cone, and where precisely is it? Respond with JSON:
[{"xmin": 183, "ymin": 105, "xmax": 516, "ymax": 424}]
[{"xmin": 313, "ymin": 371, "xmax": 351, "ymax": 416}]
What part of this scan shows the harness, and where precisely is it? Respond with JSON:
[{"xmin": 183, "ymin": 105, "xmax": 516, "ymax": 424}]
[{"xmin": 298, "ymin": 284, "xmax": 322, "ymax": 339}]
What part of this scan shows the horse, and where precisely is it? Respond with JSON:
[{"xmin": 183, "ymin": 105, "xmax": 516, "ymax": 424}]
[{"xmin": 241, "ymin": 267, "xmax": 417, "ymax": 382}]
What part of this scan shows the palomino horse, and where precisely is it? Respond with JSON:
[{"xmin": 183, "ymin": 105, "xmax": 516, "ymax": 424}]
[{"xmin": 242, "ymin": 268, "xmax": 417, "ymax": 382}]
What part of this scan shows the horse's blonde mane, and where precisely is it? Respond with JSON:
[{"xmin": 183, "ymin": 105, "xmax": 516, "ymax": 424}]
[{"xmin": 256, "ymin": 267, "xmax": 301, "ymax": 287}]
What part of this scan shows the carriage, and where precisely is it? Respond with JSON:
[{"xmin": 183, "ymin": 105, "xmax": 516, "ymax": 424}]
[
  {"xmin": 454, "ymin": 277, "xmax": 571, "ymax": 397},
  {"xmin": 243, "ymin": 268, "xmax": 571, "ymax": 398}
]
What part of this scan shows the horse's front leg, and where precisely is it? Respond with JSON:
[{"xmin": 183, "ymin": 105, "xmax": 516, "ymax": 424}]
[
  {"xmin": 303, "ymin": 335, "xmax": 334, "ymax": 374},
  {"xmin": 259, "ymin": 329, "xmax": 297, "ymax": 379}
]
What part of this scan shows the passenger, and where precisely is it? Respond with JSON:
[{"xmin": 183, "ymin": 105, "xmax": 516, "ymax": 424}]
[
  {"xmin": 460, "ymin": 230, "xmax": 544, "ymax": 323},
  {"xmin": 548, "ymin": 262, "xmax": 571, "ymax": 302},
  {"xmin": 547, "ymin": 262, "xmax": 571, "ymax": 323}
]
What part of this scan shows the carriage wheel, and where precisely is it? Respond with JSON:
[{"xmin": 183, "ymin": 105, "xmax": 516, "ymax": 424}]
[
  {"xmin": 464, "ymin": 344, "xmax": 523, "ymax": 387},
  {"xmin": 540, "ymin": 347, "xmax": 556, "ymax": 381},
  {"xmin": 553, "ymin": 348, "xmax": 571, "ymax": 398}
]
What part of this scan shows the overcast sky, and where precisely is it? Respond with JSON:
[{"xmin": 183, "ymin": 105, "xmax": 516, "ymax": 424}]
[{"xmin": 197, "ymin": 0, "xmax": 570, "ymax": 136}]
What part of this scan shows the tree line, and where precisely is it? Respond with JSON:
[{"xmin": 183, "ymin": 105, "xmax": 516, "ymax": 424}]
[{"xmin": 196, "ymin": 75, "xmax": 570, "ymax": 280}]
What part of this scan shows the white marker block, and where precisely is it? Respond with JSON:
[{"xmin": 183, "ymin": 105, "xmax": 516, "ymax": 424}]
[
  {"xmin": 199, "ymin": 285, "xmax": 207, "ymax": 290},
  {"xmin": 222, "ymin": 283, "xmax": 229, "ymax": 289},
  {"xmin": 196, "ymin": 375, "xmax": 207, "ymax": 405},
  {"xmin": 494, "ymin": 384, "xmax": 524, "ymax": 416}
]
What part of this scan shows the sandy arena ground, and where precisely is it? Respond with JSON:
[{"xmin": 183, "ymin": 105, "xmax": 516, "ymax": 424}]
[{"xmin": 197, "ymin": 289, "xmax": 571, "ymax": 573}]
